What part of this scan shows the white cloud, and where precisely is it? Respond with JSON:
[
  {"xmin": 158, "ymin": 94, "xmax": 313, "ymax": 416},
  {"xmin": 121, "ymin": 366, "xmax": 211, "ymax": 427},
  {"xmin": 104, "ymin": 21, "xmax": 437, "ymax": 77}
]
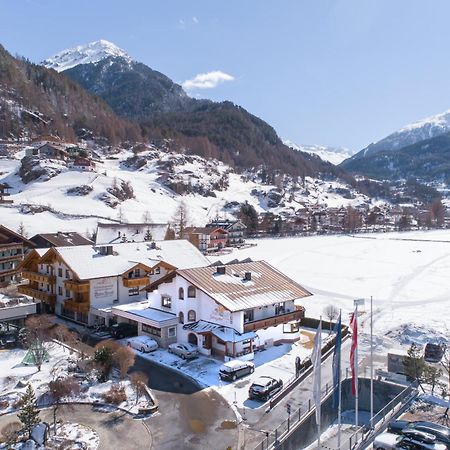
[{"xmin": 182, "ymin": 71, "xmax": 235, "ymax": 90}]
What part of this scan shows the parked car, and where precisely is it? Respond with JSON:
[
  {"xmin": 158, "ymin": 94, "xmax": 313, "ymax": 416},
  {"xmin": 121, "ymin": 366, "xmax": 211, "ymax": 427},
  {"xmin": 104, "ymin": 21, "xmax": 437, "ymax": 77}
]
[
  {"xmin": 109, "ymin": 322, "xmax": 137, "ymax": 339},
  {"xmin": 127, "ymin": 336, "xmax": 158, "ymax": 353},
  {"xmin": 168, "ymin": 343, "xmax": 198, "ymax": 359},
  {"xmin": 219, "ymin": 360, "xmax": 255, "ymax": 381},
  {"xmin": 248, "ymin": 376, "xmax": 283, "ymax": 401},
  {"xmin": 388, "ymin": 421, "xmax": 450, "ymax": 447},
  {"xmin": 374, "ymin": 431, "xmax": 447, "ymax": 450},
  {"xmin": 424, "ymin": 343, "xmax": 446, "ymax": 363}
]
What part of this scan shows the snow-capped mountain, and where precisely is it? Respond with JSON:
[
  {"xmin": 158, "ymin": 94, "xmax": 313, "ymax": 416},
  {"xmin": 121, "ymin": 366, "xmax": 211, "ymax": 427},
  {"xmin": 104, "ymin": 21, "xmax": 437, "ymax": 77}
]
[
  {"xmin": 349, "ymin": 109, "xmax": 450, "ymax": 161},
  {"xmin": 42, "ymin": 39, "xmax": 131, "ymax": 72},
  {"xmin": 283, "ymin": 140, "xmax": 353, "ymax": 165}
]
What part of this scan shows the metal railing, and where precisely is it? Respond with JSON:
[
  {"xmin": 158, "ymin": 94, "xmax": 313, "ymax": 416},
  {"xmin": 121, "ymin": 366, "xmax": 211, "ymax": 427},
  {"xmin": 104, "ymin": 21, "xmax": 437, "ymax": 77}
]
[{"xmin": 252, "ymin": 373, "xmax": 417, "ymax": 450}]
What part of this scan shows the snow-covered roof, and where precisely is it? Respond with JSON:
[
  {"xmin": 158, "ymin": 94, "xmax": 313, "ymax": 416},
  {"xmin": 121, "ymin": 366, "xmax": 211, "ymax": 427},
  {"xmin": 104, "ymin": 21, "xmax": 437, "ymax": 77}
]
[
  {"xmin": 113, "ymin": 302, "xmax": 176, "ymax": 323},
  {"xmin": 95, "ymin": 222, "xmax": 170, "ymax": 245},
  {"xmin": 177, "ymin": 261, "xmax": 312, "ymax": 312},
  {"xmin": 53, "ymin": 240, "xmax": 209, "ymax": 280}
]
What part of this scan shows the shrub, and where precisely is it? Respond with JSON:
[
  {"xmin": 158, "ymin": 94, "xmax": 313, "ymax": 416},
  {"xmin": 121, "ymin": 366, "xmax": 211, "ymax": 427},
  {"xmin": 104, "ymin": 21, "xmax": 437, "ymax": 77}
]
[
  {"xmin": 102, "ymin": 384, "xmax": 127, "ymax": 404},
  {"xmin": 0, "ymin": 400, "xmax": 9, "ymax": 410}
]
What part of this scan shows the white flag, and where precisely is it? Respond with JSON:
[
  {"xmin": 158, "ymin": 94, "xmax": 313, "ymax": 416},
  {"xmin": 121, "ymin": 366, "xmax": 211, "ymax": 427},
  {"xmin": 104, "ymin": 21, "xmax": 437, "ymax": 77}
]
[{"xmin": 312, "ymin": 319, "xmax": 322, "ymax": 425}]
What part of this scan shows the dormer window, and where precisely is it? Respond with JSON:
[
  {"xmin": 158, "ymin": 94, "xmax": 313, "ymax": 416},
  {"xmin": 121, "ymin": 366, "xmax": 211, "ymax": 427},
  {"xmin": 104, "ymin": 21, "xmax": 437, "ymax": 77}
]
[{"xmin": 187, "ymin": 286, "xmax": 196, "ymax": 298}]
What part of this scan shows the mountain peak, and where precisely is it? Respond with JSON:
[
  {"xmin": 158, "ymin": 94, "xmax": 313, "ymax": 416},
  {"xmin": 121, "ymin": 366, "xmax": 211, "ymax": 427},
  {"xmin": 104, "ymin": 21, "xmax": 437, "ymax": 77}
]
[{"xmin": 42, "ymin": 39, "xmax": 131, "ymax": 72}]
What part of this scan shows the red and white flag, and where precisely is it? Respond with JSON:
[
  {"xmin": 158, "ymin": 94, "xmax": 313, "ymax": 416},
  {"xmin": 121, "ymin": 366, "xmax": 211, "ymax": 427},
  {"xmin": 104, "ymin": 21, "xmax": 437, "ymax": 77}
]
[{"xmin": 349, "ymin": 311, "xmax": 358, "ymax": 396}]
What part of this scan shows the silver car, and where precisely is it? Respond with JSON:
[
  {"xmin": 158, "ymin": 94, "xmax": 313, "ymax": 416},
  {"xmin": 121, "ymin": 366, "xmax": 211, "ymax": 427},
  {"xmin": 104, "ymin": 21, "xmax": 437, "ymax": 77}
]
[{"xmin": 168, "ymin": 342, "xmax": 198, "ymax": 360}]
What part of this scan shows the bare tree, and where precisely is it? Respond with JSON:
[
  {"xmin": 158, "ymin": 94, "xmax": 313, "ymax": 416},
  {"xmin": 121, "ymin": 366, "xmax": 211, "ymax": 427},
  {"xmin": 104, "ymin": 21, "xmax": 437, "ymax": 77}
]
[
  {"xmin": 172, "ymin": 201, "xmax": 189, "ymax": 238},
  {"xmin": 142, "ymin": 210, "xmax": 152, "ymax": 223},
  {"xmin": 323, "ymin": 304, "xmax": 339, "ymax": 330},
  {"xmin": 23, "ymin": 315, "xmax": 54, "ymax": 371},
  {"xmin": 1, "ymin": 422, "xmax": 22, "ymax": 447},
  {"xmin": 115, "ymin": 346, "xmax": 136, "ymax": 379},
  {"xmin": 116, "ymin": 207, "xmax": 126, "ymax": 224},
  {"xmin": 48, "ymin": 377, "xmax": 80, "ymax": 434},
  {"xmin": 51, "ymin": 324, "xmax": 79, "ymax": 351},
  {"xmin": 129, "ymin": 371, "xmax": 149, "ymax": 404}
]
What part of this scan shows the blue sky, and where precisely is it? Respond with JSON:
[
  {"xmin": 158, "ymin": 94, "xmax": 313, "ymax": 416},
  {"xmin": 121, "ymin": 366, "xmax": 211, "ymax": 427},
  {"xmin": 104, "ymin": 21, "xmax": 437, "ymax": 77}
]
[{"xmin": 2, "ymin": 0, "xmax": 450, "ymax": 151}]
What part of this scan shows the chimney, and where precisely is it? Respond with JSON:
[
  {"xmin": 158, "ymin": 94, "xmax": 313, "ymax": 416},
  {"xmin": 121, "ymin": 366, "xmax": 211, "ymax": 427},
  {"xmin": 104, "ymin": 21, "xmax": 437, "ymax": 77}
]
[
  {"xmin": 244, "ymin": 272, "xmax": 252, "ymax": 281},
  {"xmin": 216, "ymin": 266, "xmax": 226, "ymax": 275}
]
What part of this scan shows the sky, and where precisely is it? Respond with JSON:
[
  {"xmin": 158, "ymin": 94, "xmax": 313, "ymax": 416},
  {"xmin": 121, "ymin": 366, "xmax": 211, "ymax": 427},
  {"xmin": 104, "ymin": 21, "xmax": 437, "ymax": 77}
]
[{"xmin": 2, "ymin": 0, "xmax": 450, "ymax": 151}]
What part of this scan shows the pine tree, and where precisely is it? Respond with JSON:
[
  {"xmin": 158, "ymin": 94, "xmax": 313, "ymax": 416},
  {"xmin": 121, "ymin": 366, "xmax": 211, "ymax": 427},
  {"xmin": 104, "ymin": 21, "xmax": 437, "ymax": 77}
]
[
  {"xmin": 403, "ymin": 343, "xmax": 426, "ymax": 382},
  {"xmin": 18, "ymin": 384, "xmax": 40, "ymax": 439}
]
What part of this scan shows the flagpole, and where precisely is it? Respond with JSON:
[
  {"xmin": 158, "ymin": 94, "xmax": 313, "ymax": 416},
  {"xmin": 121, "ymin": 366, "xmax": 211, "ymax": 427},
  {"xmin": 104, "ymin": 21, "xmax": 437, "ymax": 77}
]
[
  {"xmin": 370, "ymin": 295, "xmax": 374, "ymax": 429},
  {"xmin": 355, "ymin": 303, "xmax": 359, "ymax": 428},
  {"xmin": 317, "ymin": 316, "xmax": 322, "ymax": 450},
  {"xmin": 337, "ymin": 310, "xmax": 342, "ymax": 450}
]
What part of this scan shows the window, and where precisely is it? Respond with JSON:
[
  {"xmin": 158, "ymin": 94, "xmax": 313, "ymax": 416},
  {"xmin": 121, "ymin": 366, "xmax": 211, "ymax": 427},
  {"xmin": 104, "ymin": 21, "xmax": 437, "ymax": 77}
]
[
  {"xmin": 161, "ymin": 295, "xmax": 172, "ymax": 308},
  {"xmin": 187, "ymin": 310, "xmax": 196, "ymax": 322},
  {"xmin": 142, "ymin": 324, "xmax": 161, "ymax": 337},
  {"xmin": 58, "ymin": 286, "xmax": 62, "ymax": 295},
  {"xmin": 134, "ymin": 268, "xmax": 140, "ymax": 277},
  {"xmin": 65, "ymin": 290, "xmax": 70, "ymax": 298},
  {"xmin": 275, "ymin": 303, "xmax": 285, "ymax": 315},
  {"xmin": 168, "ymin": 327, "xmax": 177, "ymax": 338},
  {"xmin": 155, "ymin": 267, "xmax": 160, "ymax": 275},
  {"xmin": 65, "ymin": 269, "xmax": 70, "ymax": 279},
  {"xmin": 128, "ymin": 287, "xmax": 139, "ymax": 296},
  {"xmin": 178, "ymin": 287, "xmax": 184, "ymax": 300},
  {"xmin": 244, "ymin": 309, "xmax": 254, "ymax": 323},
  {"xmin": 46, "ymin": 265, "xmax": 50, "ymax": 274},
  {"xmin": 58, "ymin": 268, "xmax": 62, "ymax": 277},
  {"xmin": 187, "ymin": 286, "xmax": 196, "ymax": 298},
  {"xmin": 179, "ymin": 312, "xmax": 184, "ymax": 324}
]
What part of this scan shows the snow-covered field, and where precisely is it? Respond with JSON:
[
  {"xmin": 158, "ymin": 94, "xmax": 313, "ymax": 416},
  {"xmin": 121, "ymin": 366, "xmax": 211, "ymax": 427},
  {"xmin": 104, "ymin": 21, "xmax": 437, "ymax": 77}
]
[{"xmin": 209, "ymin": 230, "xmax": 450, "ymax": 351}]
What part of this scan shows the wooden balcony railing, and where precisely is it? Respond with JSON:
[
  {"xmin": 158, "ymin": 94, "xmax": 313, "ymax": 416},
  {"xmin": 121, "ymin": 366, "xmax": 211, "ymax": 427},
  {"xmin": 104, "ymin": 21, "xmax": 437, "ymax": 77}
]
[
  {"xmin": 243, "ymin": 309, "xmax": 305, "ymax": 332},
  {"xmin": 18, "ymin": 285, "xmax": 56, "ymax": 305},
  {"xmin": 64, "ymin": 299, "xmax": 89, "ymax": 313},
  {"xmin": 122, "ymin": 277, "xmax": 149, "ymax": 288},
  {"xmin": 64, "ymin": 280, "xmax": 90, "ymax": 293},
  {"xmin": 21, "ymin": 270, "xmax": 56, "ymax": 284}
]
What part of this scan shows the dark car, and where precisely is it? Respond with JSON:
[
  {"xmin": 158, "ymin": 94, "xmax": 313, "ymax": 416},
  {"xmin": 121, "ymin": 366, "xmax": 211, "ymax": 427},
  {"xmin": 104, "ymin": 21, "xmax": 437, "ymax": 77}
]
[
  {"xmin": 248, "ymin": 376, "xmax": 283, "ymax": 401},
  {"xmin": 219, "ymin": 360, "xmax": 255, "ymax": 381},
  {"xmin": 109, "ymin": 322, "xmax": 137, "ymax": 339},
  {"xmin": 424, "ymin": 343, "xmax": 446, "ymax": 363},
  {"xmin": 388, "ymin": 421, "xmax": 450, "ymax": 448}
]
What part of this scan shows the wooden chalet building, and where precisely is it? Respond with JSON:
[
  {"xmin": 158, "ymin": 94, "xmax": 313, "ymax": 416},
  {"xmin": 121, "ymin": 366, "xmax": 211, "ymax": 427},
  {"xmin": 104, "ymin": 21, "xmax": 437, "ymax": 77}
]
[
  {"xmin": 183, "ymin": 226, "xmax": 228, "ymax": 252},
  {"xmin": 0, "ymin": 183, "xmax": 13, "ymax": 204},
  {"xmin": 30, "ymin": 232, "xmax": 94, "ymax": 248},
  {"xmin": 205, "ymin": 219, "xmax": 246, "ymax": 247},
  {"xmin": 18, "ymin": 240, "xmax": 209, "ymax": 325},
  {"xmin": 0, "ymin": 225, "xmax": 35, "ymax": 286},
  {"xmin": 142, "ymin": 261, "xmax": 311, "ymax": 358}
]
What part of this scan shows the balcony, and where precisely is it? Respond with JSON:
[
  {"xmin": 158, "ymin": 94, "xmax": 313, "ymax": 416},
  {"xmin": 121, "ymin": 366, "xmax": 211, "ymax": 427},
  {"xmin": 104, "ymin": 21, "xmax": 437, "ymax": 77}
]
[
  {"xmin": 64, "ymin": 280, "xmax": 90, "ymax": 293},
  {"xmin": 21, "ymin": 270, "xmax": 56, "ymax": 284},
  {"xmin": 64, "ymin": 299, "xmax": 89, "ymax": 313},
  {"xmin": 243, "ymin": 309, "xmax": 305, "ymax": 332},
  {"xmin": 18, "ymin": 285, "xmax": 56, "ymax": 305},
  {"xmin": 122, "ymin": 277, "xmax": 149, "ymax": 288}
]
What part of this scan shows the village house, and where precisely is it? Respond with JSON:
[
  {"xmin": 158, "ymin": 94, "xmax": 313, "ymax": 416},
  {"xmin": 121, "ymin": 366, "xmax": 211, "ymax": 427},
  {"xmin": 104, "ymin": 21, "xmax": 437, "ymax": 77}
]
[
  {"xmin": 68, "ymin": 157, "xmax": 96, "ymax": 172},
  {"xmin": 18, "ymin": 240, "xmax": 209, "ymax": 327},
  {"xmin": 0, "ymin": 183, "xmax": 13, "ymax": 204},
  {"xmin": 130, "ymin": 261, "xmax": 312, "ymax": 359},
  {"xmin": 25, "ymin": 142, "xmax": 71, "ymax": 161},
  {"xmin": 183, "ymin": 226, "xmax": 228, "ymax": 252},
  {"xmin": 0, "ymin": 225, "xmax": 35, "ymax": 286},
  {"xmin": 30, "ymin": 232, "xmax": 94, "ymax": 248},
  {"xmin": 95, "ymin": 222, "xmax": 172, "ymax": 245},
  {"xmin": 205, "ymin": 219, "xmax": 246, "ymax": 247}
]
